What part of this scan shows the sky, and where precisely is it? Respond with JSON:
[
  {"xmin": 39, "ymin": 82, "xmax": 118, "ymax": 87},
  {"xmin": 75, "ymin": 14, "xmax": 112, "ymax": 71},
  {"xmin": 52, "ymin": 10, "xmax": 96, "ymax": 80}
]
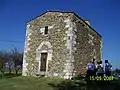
[{"xmin": 0, "ymin": 0, "xmax": 120, "ymax": 69}]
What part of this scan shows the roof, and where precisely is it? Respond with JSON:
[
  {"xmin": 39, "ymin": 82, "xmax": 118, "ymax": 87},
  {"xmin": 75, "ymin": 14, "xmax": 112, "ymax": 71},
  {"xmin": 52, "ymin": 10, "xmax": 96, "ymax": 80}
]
[{"xmin": 27, "ymin": 10, "xmax": 102, "ymax": 37}]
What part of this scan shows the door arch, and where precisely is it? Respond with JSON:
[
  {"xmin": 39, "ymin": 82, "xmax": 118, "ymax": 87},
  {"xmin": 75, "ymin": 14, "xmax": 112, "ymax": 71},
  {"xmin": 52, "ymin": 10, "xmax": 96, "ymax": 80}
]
[{"xmin": 36, "ymin": 41, "xmax": 52, "ymax": 75}]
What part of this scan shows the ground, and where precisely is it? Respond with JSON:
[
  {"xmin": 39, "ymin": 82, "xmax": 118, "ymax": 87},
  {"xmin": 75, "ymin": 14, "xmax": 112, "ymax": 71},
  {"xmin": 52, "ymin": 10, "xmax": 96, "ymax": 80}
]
[
  {"xmin": 0, "ymin": 73, "xmax": 65, "ymax": 90},
  {"xmin": 0, "ymin": 73, "xmax": 120, "ymax": 90}
]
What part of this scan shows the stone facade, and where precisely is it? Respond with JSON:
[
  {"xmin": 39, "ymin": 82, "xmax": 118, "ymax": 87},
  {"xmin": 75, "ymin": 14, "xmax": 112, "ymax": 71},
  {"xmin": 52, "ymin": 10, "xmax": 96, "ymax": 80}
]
[{"xmin": 22, "ymin": 11, "xmax": 102, "ymax": 79}]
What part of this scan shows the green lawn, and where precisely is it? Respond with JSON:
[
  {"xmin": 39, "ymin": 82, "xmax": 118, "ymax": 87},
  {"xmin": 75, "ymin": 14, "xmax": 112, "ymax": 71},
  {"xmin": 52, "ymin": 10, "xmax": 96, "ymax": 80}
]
[
  {"xmin": 0, "ymin": 74, "xmax": 120, "ymax": 90},
  {"xmin": 0, "ymin": 74, "xmax": 65, "ymax": 90}
]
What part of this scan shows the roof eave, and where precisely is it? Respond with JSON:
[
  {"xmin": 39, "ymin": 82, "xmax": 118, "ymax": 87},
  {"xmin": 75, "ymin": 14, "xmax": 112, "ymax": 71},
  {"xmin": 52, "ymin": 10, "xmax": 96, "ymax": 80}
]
[{"xmin": 73, "ymin": 12, "xmax": 102, "ymax": 38}]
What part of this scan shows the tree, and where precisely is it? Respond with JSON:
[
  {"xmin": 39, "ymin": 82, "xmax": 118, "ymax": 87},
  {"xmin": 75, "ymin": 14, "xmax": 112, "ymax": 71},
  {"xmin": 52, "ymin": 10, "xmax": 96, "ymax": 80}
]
[
  {"xmin": 0, "ymin": 50, "xmax": 14, "ymax": 74},
  {"xmin": 115, "ymin": 68, "xmax": 120, "ymax": 74},
  {"xmin": 6, "ymin": 52, "xmax": 13, "ymax": 74},
  {"xmin": 11, "ymin": 48, "xmax": 23, "ymax": 74},
  {"xmin": 112, "ymin": 68, "xmax": 120, "ymax": 75},
  {"xmin": 0, "ymin": 51, "xmax": 5, "ymax": 74}
]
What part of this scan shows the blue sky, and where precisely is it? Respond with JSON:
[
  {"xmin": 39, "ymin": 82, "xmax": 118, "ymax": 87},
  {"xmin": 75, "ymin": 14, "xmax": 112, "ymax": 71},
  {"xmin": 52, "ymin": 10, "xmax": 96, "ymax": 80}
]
[{"xmin": 0, "ymin": 0, "xmax": 120, "ymax": 69}]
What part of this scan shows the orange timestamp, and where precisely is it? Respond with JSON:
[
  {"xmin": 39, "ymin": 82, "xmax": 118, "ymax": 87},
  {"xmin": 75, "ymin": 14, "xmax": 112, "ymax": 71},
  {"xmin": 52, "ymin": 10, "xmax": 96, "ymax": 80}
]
[{"xmin": 90, "ymin": 76, "xmax": 114, "ymax": 81}]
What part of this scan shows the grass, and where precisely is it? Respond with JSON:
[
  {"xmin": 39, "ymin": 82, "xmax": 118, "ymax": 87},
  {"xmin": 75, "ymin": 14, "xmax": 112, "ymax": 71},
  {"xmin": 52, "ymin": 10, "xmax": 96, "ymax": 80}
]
[
  {"xmin": 0, "ymin": 74, "xmax": 120, "ymax": 90},
  {"xmin": 0, "ymin": 74, "xmax": 64, "ymax": 90},
  {"xmin": 0, "ymin": 73, "xmax": 21, "ymax": 78}
]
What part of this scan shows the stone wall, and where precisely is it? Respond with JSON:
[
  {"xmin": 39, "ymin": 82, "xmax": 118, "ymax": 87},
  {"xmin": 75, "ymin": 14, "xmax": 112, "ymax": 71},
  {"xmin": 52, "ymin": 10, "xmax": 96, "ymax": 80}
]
[
  {"xmin": 72, "ymin": 15, "xmax": 102, "ymax": 75},
  {"xmin": 22, "ymin": 11, "xmax": 102, "ymax": 78},
  {"xmin": 23, "ymin": 12, "xmax": 75, "ymax": 77}
]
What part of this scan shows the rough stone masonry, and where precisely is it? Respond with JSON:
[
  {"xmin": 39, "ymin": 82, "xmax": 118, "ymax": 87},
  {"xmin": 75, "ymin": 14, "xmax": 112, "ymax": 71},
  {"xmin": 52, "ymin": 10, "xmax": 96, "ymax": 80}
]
[{"xmin": 22, "ymin": 10, "xmax": 102, "ymax": 79}]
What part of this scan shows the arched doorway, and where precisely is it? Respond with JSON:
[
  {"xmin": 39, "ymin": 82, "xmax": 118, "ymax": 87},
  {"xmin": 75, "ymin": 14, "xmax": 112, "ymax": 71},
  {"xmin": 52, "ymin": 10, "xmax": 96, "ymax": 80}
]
[{"xmin": 36, "ymin": 41, "xmax": 52, "ymax": 76}]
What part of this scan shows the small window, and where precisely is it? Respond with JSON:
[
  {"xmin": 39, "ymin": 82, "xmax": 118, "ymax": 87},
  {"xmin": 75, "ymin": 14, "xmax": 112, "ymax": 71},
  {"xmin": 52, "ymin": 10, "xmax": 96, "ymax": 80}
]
[
  {"xmin": 68, "ymin": 36, "xmax": 70, "ymax": 40},
  {"xmin": 44, "ymin": 26, "xmax": 48, "ymax": 34}
]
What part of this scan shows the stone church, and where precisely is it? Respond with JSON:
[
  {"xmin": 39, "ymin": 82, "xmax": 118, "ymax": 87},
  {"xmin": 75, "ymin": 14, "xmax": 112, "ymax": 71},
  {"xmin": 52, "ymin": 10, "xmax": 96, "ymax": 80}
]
[{"xmin": 22, "ymin": 10, "xmax": 102, "ymax": 79}]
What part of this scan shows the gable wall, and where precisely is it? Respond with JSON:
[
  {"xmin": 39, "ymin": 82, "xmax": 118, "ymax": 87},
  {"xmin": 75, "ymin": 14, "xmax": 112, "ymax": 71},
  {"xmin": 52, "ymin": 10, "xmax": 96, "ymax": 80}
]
[
  {"xmin": 72, "ymin": 15, "xmax": 102, "ymax": 75},
  {"xmin": 23, "ymin": 12, "xmax": 74, "ymax": 76}
]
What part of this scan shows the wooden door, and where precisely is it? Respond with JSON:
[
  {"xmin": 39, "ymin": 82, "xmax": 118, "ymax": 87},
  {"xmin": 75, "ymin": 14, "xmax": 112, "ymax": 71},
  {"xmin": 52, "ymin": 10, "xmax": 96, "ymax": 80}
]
[{"xmin": 40, "ymin": 53, "xmax": 47, "ymax": 71}]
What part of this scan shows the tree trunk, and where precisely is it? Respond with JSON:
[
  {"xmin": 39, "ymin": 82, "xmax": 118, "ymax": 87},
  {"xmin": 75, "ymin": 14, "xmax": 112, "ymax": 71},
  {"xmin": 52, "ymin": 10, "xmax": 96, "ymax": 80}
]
[
  {"xmin": 0, "ymin": 70, "xmax": 4, "ymax": 79},
  {"xmin": 15, "ymin": 69, "xmax": 18, "ymax": 74},
  {"xmin": 9, "ymin": 67, "xmax": 11, "ymax": 74}
]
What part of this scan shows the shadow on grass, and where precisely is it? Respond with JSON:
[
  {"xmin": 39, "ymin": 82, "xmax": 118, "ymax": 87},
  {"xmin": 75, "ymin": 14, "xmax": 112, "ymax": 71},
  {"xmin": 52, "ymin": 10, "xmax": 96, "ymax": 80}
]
[
  {"xmin": 48, "ymin": 76, "xmax": 120, "ymax": 90},
  {"xmin": 48, "ymin": 79, "xmax": 87, "ymax": 90},
  {"xmin": 0, "ymin": 73, "xmax": 22, "ymax": 79}
]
